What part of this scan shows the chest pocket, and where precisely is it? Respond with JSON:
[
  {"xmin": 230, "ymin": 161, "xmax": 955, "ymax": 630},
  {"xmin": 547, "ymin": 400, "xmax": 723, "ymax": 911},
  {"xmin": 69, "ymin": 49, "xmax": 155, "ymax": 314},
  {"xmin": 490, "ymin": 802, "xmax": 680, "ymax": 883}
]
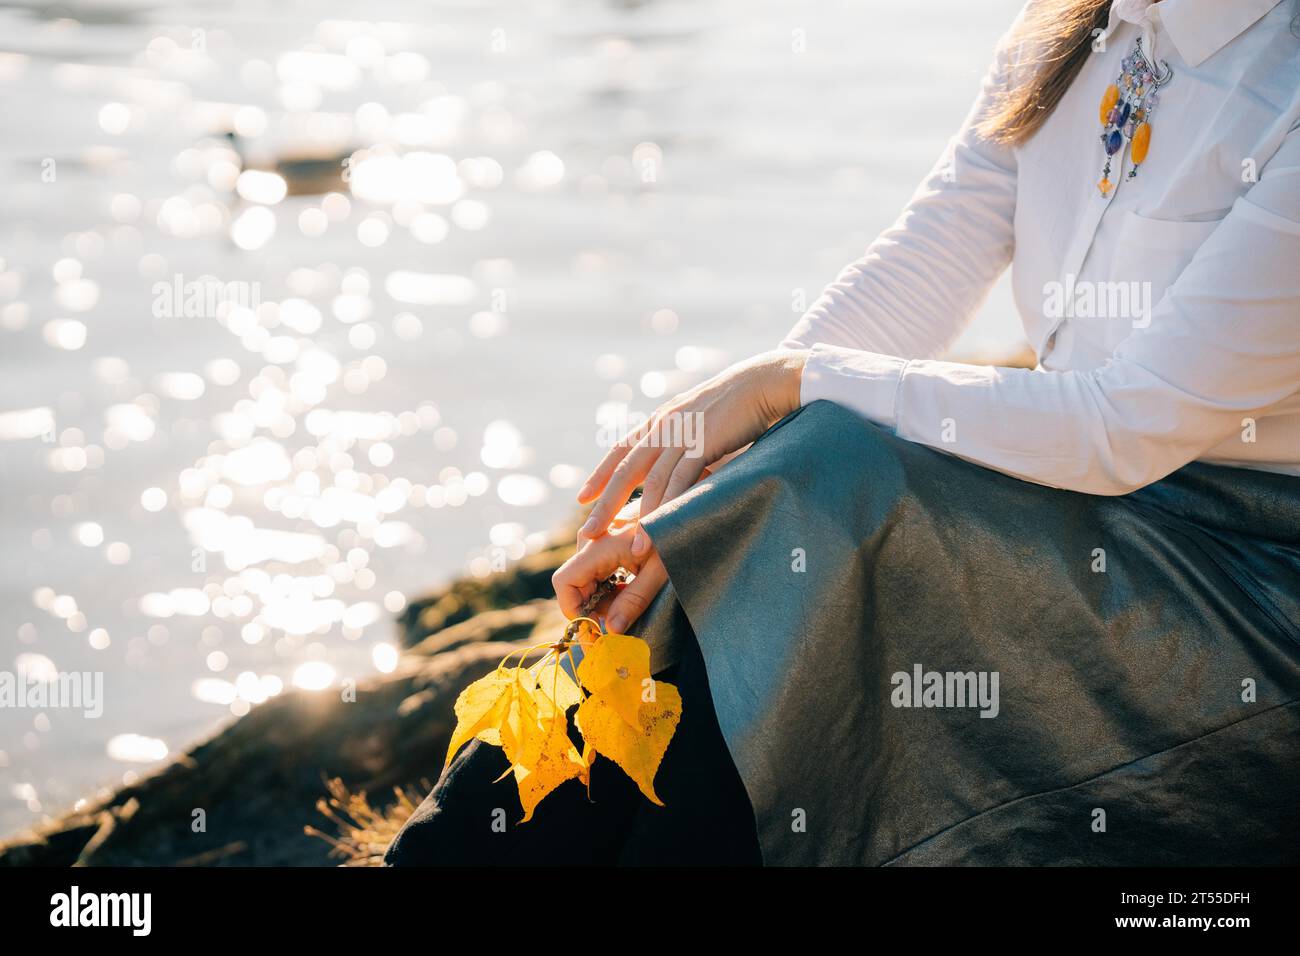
[{"xmin": 1110, "ymin": 210, "xmax": 1224, "ymax": 306}]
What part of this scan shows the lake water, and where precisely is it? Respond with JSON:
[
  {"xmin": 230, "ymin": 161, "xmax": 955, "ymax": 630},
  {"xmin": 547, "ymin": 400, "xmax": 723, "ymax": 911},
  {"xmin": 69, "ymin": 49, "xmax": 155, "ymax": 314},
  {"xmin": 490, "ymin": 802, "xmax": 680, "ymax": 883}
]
[{"xmin": 0, "ymin": 0, "xmax": 1024, "ymax": 838}]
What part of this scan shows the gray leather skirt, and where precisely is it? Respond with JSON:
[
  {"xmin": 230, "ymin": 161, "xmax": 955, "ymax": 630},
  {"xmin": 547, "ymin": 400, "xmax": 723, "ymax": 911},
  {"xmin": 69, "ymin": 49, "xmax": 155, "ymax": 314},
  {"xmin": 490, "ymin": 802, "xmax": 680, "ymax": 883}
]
[{"xmin": 634, "ymin": 400, "xmax": 1300, "ymax": 865}]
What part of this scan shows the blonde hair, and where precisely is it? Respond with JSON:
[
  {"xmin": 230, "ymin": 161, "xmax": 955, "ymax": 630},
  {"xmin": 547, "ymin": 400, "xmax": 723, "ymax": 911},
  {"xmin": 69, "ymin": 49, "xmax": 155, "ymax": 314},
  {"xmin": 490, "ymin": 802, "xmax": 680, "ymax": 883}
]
[{"xmin": 977, "ymin": 0, "xmax": 1112, "ymax": 146}]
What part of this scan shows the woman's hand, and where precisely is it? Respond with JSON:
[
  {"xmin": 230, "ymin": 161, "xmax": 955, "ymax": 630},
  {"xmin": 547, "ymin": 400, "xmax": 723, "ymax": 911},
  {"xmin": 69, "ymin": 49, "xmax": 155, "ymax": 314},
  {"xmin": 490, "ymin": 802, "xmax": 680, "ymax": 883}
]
[
  {"xmin": 558, "ymin": 348, "xmax": 807, "ymax": 631},
  {"xmin": 577, "ymin": 349, "xmax": 807, "ymax": 548},
  {"xmin": 553, "ymin": 523, "xmax": 666, "ymax": 634}
]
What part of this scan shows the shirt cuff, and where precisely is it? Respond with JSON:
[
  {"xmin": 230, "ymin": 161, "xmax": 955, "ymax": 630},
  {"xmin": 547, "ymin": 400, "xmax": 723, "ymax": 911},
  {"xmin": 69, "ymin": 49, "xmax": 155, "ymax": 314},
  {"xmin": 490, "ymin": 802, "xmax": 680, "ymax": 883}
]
[{"xmin": 799, "ymin": 343, "xmax": 908, "ymax": 430}]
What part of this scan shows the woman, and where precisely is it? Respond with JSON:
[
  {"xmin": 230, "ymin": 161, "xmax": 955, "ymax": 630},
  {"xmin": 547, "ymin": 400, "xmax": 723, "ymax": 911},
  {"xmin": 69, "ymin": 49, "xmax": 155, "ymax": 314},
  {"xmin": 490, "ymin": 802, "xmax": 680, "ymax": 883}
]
[{"xmin": 387, "ymin": 0, "xmax": 1300, "ymax": 865}]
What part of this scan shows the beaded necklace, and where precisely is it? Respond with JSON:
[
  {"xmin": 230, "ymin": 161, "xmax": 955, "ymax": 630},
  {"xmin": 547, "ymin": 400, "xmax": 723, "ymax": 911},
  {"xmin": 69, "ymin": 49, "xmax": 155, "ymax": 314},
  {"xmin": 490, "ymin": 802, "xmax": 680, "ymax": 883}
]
[{"xmin": 1097, "ymin": 36, "xmax": 1173, "ymax": 196}]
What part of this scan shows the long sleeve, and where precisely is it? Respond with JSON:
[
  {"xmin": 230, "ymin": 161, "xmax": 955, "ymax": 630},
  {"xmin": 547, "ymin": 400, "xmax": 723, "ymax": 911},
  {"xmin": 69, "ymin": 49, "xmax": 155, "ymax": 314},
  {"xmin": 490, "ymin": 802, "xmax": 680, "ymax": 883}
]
[
  {"xmin": 799, "ymin": 126, "xmax": 1300, "ymax": 496},
  {"xmin": 779, "ymin": 7, "xmax": 1025, "ymax": 358}
]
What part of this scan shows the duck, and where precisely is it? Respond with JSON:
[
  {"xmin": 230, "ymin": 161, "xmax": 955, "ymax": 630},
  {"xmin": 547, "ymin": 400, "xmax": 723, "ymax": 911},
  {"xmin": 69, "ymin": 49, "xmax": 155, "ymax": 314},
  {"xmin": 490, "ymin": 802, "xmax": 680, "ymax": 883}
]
[{"xmin": 222, "ymin": 131, "xmax": 353, "ymax": 197}]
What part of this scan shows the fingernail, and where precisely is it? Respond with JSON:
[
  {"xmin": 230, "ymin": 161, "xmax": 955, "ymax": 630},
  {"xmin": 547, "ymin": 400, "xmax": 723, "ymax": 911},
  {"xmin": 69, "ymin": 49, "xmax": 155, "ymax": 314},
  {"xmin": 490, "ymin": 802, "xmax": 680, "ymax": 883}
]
[
  {"xmin": 630, "ymin": 529, "xmax": 647, "ymax": 555},
  {"xmin": 579, "ymin": 515, "xmax": 598, "ymax": 536},
  {"xmin": 607, "ymin": 614, "xmax": 628, "ymax": 634}
]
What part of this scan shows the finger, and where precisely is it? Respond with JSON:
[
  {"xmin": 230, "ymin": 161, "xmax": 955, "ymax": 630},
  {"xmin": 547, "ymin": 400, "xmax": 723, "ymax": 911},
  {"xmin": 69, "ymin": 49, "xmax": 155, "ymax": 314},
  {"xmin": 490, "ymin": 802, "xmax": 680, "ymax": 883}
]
[
  {"xmin": 577, "ymin": 439, "xmax": 663, "ymax": 540},
  {"xmin": 660, "ymin": 455, "xmax": 708, "ymax": 506},
  {"xmin": 576, "ymin": 443, "xmax": 632, "ymax": 505},
  {"xmin": 560, "ymin": 563, "xmax": 603, "ymax": 612},
  {"xmin": 577, "ymin": 496, "xmax": 641, "ymax": 548},
  {"xmin": 552, "ymin": 527, "xmax": 643, "ymax": 619},
  {"xmin": 630, "ymin": 446, "xmax": 685, "ymax": 555},
  {"xmin": 628, "ymin": 446, "xmax": 686, "ymax": 557},
  {"xmin": 637, "ymin": 445, "xmax": 684, "ymax": 517},
  {"xmin": 577, "ymin": 418, "xmax": 653, "ymax": 504},
  {"xmin": 606, "ymin": 553, "xmax": 668, "ymax": 634}
]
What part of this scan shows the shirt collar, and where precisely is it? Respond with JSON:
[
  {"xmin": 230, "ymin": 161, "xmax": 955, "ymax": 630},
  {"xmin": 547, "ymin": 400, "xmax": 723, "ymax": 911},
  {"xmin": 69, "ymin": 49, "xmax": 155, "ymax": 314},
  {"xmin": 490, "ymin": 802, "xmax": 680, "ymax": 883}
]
[{"xmin": 1108, "ymin": 0, "xmax": 1283, "ymax": 68}]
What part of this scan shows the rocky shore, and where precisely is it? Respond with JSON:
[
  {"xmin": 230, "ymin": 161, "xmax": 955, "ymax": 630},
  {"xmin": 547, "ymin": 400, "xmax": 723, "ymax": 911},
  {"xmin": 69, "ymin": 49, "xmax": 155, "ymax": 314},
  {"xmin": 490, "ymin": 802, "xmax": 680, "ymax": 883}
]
[{"xmin": 0, "ymin": 540, "xmax": 576, "ymax": 867}]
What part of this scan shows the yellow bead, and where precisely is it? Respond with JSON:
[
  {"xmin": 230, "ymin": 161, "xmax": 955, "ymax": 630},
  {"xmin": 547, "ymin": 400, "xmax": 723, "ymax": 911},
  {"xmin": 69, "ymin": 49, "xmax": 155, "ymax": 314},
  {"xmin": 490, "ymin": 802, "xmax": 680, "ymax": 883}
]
[
  {"xmin": 1131, "ymin": 122, "xmax": 1151, "ymax": 165},
  {"xmin": 1098, "ymin": 177, "xmax": 1112, "ymax": 196},
  {"xmin": 1099, "ymin": 84, "xmax": 1120, "ymax": 124}
]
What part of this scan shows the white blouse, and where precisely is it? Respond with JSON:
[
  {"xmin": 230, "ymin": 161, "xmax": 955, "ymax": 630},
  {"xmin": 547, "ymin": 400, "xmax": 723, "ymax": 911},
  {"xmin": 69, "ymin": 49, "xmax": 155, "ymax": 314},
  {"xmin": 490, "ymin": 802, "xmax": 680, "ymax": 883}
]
[{"xmin": 782, "ymin": 0, "xmax": 1300, "ymax": 495}]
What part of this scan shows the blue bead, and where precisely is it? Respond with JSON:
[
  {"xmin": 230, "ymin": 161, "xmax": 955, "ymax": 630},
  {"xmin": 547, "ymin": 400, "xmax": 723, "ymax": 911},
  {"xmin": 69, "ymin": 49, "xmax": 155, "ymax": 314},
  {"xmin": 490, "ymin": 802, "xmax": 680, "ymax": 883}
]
[{"xmin": 1105, "ymin": 129, "xmax": 1124, "ymax": 155}]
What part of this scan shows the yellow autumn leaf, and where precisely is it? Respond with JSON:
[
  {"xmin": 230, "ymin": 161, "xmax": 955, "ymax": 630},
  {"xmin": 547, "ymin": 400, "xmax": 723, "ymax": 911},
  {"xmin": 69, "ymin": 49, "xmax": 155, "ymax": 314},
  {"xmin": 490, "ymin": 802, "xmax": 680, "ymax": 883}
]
[
  {"xmin": 533, "ymin": 659, "xmax": 582, "ymax": 715},
  {"xmin": 443, "ymin": 620, "xmax": 681, "ymax": 821},
  {"xmin": 577, "ymin": 631, "xmax": 652, "ymax": 729},
  {"xmin": 514, "ymin": 709, "xmax": 585, "ymax": 822},
  {"xmin": 498, "ymin": 669, "xmax": 545, "ymax": 768},
  {"xmin": 494, "ymin": 667, "xmax": 586, "ymax": 820},
  {"xmin": 576, "ymin": 680, "xmax": 682, "ymax": 805},
  {"xmin": 444, "ymin": 667, "xmax": 519, "ymax": 767}
]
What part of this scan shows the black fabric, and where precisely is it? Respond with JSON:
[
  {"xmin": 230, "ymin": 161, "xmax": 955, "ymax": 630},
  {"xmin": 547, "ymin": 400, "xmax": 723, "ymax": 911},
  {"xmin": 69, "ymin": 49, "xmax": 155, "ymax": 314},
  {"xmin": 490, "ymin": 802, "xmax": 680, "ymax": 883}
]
[{"xmin": 383, "ymin": 600, "xmax": 761, "ymax": 866}]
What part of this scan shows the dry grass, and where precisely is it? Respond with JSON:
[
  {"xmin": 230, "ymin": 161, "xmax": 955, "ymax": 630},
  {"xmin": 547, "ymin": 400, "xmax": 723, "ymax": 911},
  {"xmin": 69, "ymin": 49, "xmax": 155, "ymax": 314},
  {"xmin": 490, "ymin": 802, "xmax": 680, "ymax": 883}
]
[{"xmin": 305, "ymin": 778, "xmax": 428, "ymax": 867}]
